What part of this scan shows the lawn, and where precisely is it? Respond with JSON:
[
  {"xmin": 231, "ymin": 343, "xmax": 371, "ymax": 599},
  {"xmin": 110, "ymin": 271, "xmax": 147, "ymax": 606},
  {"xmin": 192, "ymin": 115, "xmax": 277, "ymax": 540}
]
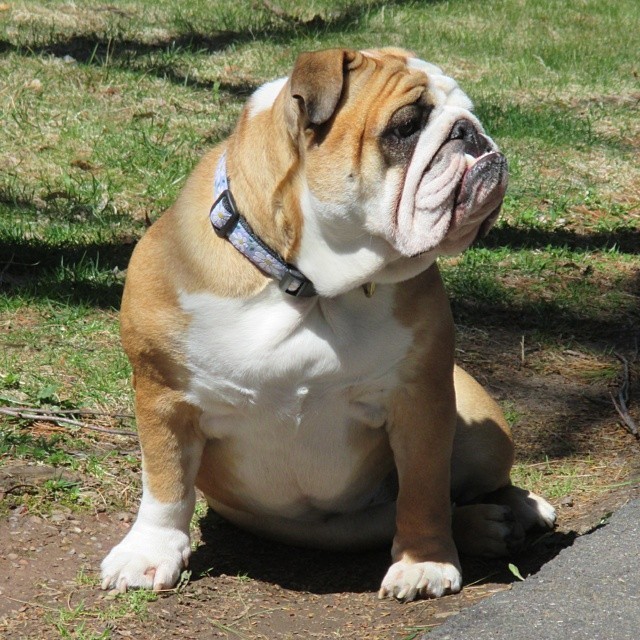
[{"xmin": 1, "ymin": 1, "xmax": 639, "ymax": 638}]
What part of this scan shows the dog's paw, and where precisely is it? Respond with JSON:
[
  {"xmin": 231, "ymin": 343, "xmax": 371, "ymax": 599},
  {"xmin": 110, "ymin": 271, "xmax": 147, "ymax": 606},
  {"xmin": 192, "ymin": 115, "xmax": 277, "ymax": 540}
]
[
  {"xmin": 519, "ymin": 490, "xmax": 557, "ymax": 530},
  {"xmin": 492, "ymin": 486, "xmax": 557, "ymax": 531},
  {"xmin": 378, "ymin": 560, "xmax": 462, "ymax": 602},
  {"xmin": 453, "ymin": 503, "xmax": 525, "ymax": 557},
  {"xmin": 101, "ymin": 523, "xmax": 191, "ymax": 592}
]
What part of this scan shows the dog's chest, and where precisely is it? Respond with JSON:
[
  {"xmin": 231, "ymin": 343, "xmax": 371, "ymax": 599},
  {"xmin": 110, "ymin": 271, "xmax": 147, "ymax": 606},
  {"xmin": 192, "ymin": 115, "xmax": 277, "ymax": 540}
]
[
  {"xmin": 180, "ymin": 286, "xmax": 413, "ymax": 420},
  {"xmin": 179, "ymin": 286, "xmax": 413, "ymax": 511}
]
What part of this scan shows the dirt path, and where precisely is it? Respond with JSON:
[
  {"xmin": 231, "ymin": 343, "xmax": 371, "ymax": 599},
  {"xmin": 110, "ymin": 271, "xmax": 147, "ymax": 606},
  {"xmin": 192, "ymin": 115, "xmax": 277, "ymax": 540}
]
[
  {"xmin": 1, "ymin": 482, "xmax": 638, "ymax": 639},
  {"xmin": 1, "ymin": 333, "xmax": 639, "ymax": 639}
]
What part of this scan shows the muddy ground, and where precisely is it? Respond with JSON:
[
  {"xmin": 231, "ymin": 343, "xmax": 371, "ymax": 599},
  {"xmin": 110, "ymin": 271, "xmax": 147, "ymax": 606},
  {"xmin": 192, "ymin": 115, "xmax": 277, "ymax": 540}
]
[{"xmin": 1, "ymin": 328, "xmax": 639, "ymax": 639}]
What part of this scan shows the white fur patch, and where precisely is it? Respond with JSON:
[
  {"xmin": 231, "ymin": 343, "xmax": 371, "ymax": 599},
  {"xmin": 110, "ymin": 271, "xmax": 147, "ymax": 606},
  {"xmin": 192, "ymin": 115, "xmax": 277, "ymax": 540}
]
[
  {"xmin": 180, "ymin": 285, "xmax": 413, "ymax": 518},
  {"xmin": 248, "ymin": 77, "xmax": 288, "ymax": 117},
  {"xmin": 408, "ymin": 57, "xmax": 474, "ymax": 111},
  {"xmin": 379, "ymin": 559, "xmax": 462, "ymax": 601},
  {"xmin": 100, "ymin": 490, "xmax": 194, "ymax": 591}
]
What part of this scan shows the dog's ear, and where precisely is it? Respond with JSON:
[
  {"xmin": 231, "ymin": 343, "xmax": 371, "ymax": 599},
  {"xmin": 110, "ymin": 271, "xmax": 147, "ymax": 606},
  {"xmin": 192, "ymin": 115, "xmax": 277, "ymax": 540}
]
[{"xmin": 288, "ymin": 49, "xmax": 359, "ymax": 129}]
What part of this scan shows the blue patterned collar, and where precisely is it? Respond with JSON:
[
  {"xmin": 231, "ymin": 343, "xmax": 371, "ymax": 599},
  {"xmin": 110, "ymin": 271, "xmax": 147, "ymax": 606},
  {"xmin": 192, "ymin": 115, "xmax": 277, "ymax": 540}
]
[{"xmin": 209, "ymin": 153, "xmax": 317, "ymax": 297}]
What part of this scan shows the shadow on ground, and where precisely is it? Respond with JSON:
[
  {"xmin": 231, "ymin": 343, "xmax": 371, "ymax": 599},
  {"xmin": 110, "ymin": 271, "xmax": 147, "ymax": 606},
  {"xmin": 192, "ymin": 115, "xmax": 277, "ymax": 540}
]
[
  {"xmin": 188, "ymin": 510, "xmax": 577, "ymax": 595},
  {"xmin": 0, "ymin": 0, "xmax": 425, "ymax": 96}
]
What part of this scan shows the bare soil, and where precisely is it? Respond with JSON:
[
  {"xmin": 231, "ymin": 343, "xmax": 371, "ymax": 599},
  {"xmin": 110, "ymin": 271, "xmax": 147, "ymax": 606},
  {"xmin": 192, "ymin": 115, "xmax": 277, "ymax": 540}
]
[{"xmin": 1, "ymin": 331, "xmax": 639, "ymax": 640}]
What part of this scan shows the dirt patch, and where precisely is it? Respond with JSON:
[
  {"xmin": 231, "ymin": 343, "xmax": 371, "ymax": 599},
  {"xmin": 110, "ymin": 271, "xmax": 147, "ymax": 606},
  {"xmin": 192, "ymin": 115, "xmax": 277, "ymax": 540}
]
[{"xmin": 2, "ymin": 330, "xmax": 639, "ymax": 639}]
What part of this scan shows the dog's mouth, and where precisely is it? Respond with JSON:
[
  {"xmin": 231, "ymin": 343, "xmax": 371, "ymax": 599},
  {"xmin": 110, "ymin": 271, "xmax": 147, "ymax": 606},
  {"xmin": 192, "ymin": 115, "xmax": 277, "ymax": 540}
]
[
  {"xmin": 397, "ymin": 119, "xmax": 508, "ymax": 257},
  {"xmin": 449, "ymin": 148, "xmax": 508, "ymax": 242}
]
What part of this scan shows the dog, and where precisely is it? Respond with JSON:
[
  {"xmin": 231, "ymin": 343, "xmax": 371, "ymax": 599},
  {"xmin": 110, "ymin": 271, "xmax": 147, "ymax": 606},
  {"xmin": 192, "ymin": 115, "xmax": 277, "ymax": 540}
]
[{"xmin": 101, "ymin": 48, "xmax": 556, "ymax": 602}]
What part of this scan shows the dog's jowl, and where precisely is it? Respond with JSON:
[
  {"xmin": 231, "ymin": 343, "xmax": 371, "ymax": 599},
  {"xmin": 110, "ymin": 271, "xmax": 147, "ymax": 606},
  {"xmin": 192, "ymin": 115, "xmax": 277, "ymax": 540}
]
[{"xmin": 101, "ymin": 48, "xmax": 556, "ymax": 602}]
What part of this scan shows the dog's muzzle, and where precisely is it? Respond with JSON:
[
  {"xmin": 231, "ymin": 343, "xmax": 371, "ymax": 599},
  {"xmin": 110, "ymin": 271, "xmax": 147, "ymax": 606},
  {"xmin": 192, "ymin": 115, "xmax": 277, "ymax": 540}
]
[{"xmin": 431, "ymin": 119, "xmax": 508, "ymax": 244}]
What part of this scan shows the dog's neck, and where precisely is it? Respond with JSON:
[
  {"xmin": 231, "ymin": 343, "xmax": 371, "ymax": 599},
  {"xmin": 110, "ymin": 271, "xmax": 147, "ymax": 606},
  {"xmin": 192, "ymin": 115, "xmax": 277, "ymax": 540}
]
[{"xmin": 209, "ymin": 153, "xmax": 317, "ymax": 298}]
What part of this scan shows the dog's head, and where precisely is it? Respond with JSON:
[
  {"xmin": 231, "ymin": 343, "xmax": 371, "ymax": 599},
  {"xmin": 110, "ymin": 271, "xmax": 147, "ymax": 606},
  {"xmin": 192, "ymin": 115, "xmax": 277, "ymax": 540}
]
[{"xmin": 239, "ymin": 48, "xmax": 507, "ymax": 297}]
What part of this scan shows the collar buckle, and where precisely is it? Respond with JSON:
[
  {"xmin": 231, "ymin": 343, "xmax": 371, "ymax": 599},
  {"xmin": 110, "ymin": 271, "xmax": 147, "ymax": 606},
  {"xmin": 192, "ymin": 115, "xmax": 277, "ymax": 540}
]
[
  {"xmin": 211, "ymin": 153, "xmax": 318, "ymax": 298},
  {"xmin": 210, "ymin": 190, "xmax": 240, "ymax": 238},
  {"xmin": 279, "ymin": 267, "xmax": 317, "ymax": 297}
]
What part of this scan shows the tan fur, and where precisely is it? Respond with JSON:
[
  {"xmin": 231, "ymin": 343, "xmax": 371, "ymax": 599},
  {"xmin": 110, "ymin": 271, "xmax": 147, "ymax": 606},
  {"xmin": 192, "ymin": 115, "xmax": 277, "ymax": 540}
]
[
  {"xmin": 123, "ymin": 46, "xmax": 509, "ymax": 532},
  {"xmin": 390, "ymin": 266, "xmax": 458, "ymax": 564},
  {"xmin": 107, "ymin": 48, "xmax": 551, "ymax": 599},
  {"xmin": 195, "ymin": 441, "xmax": 246, "ymax": 513},
  {"xmin": 451, "ymin": 366, "xmax": 514, "ymax": 503}
]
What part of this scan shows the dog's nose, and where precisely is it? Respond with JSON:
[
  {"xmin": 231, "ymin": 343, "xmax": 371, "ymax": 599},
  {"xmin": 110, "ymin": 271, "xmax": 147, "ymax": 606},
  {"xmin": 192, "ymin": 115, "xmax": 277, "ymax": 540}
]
[{"xmin": 448, "ymin": 119, "xmax": 489, "ymax": 157}]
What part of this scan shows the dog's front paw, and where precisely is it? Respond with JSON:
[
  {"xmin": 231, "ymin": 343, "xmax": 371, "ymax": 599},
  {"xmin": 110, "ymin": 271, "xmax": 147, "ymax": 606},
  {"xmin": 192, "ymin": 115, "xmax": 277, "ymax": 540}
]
[
  {"xmin": 378, "ymin": 560, "xmax": 462, "ymax": 602},
  {"xmin": 101, "ymin": 523, "xmax": 191, "ymax": 592}
]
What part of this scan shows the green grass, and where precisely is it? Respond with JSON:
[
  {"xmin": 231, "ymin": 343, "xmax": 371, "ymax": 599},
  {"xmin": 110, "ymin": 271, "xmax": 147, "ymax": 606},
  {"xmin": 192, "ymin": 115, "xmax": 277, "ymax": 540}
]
[
  {"xmin": 0, "ymin": 0, "xmax": 637, "ymax": 495},
  {"xmin": 0, "ymin": 1, "xmax": 638, "ymax": 635},
  {"xmin": 511, "ymin": 457, "xmax": 624, "ymax": 501},
  {"xmin": 47, "ymin": 588, "xmax": 158, "ymax": 640},
  {"xmin": 0, "ymin": 0, "xmax": 635, "ymax": 473}
]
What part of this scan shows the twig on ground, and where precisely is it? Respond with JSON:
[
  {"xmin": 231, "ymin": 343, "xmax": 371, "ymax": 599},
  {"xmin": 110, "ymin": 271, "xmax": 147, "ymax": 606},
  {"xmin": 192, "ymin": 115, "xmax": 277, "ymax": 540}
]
[
  {"xmin": 2, "ymin": 483, "xmax": 38, "ymax": 497},
  {"xmin": 610, "ymin": 353, "xmax": 638, "ymax": 439},
  {"xmin": 0, "ymin": 407, "xmax": 137, "ymax": 437},
  {"xmin": 0, "ymin": 594, "xmax": 61, "ymax": 612},
  {"xmin": 1, "ymin": 405, "xmax": 134, "ymax": 420}
]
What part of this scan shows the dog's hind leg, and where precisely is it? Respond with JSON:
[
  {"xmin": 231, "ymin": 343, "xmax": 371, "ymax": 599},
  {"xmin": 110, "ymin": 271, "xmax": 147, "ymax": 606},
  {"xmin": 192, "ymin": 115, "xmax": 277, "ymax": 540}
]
[{"xmin": 450, "ymin": 366, "xmax": 556, "ymax": 558}]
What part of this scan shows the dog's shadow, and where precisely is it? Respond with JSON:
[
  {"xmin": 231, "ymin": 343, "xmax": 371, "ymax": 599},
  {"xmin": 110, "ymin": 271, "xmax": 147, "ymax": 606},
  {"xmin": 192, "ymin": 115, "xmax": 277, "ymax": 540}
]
[{"xmin": 188, "ymin": 509, "xmax": 577, "ymax": 595}]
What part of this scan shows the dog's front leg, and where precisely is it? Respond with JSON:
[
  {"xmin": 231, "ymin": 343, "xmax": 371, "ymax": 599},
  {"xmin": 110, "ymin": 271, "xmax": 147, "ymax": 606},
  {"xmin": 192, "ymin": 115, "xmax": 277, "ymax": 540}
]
[
  {"xmin": 101, "ymin": 378, "xmax": 204, "ymax": 592},
  {"xmin": 379, "ymin": 374, "xmax": 461, "ymax": 601}
]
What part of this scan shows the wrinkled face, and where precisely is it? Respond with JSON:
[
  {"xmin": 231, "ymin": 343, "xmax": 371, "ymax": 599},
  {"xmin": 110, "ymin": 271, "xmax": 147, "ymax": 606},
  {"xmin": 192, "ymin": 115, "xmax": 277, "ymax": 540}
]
[
  {"xmin": 385, "ymin": 58, "xmax": 507, "ymax": 258},
  {"xmin": 255, "ymin": 48, "xmax": 508, "ymax": 296}
]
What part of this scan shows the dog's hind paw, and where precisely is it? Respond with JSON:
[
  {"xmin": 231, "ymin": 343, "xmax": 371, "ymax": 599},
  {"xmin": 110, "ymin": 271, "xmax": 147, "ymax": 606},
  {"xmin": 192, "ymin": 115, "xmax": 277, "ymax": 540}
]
[
  {"xmin": 378, "ymin": 560, "xmax": 462, "ymax": 602},
  {"xmin": 489, "ymin": 485, "xmax": 557, "ymax": 532},
  {"xmin": 453, "ymin": 503, "xmax": 525, "ymax": 557}
]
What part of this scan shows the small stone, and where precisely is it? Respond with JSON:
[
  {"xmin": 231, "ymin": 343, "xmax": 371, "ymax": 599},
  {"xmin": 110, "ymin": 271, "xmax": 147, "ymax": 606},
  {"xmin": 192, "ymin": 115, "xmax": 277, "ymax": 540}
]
[{"xmin": 6, "ymin": 553, "xmax": 18, "ymax": 561}]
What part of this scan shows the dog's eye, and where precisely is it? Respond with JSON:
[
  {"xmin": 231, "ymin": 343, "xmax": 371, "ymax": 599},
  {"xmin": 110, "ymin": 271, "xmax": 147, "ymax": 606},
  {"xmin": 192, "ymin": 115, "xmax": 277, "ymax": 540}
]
[
  {"xmin": 392, "ymin": 119, "xmax": 421, "ymax": 139},
  {"xmin": 380, "ymin": 103, "xmax": 430, "ymax": 165},
  {"xmin": 386, "ymin": 104, "xmax": 429, "ymax": 141}
]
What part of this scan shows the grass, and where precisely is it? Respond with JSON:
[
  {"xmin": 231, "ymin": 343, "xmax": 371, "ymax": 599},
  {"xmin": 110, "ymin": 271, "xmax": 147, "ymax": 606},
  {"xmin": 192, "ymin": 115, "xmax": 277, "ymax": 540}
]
[
  {"xmin": 47, "ymin": 587, "xmax": 159, "ymax": 640},
  {"xmin": 0, "ymin": 0, "xmax": 638, "ymax": 637},
  {"xmin": 511, "ymin": 457, "xmax": 629, "ymax": 502}
]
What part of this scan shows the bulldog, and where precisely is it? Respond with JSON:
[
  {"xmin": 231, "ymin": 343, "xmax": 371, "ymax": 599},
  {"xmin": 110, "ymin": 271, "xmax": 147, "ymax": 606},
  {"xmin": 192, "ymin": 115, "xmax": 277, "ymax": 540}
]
[{"xmin": 101, "ymin": 48, "xmax": 556, "ymax": 602}]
